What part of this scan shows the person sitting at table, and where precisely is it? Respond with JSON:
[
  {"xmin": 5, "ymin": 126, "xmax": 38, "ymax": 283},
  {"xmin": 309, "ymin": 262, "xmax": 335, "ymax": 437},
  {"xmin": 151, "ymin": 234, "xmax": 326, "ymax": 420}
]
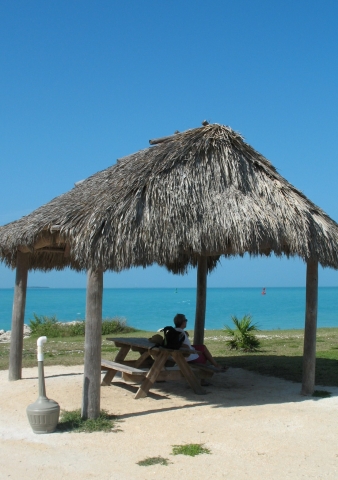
[{"xmin": 173, "ymin": 313, "xmax": 228, "ymax": 372}]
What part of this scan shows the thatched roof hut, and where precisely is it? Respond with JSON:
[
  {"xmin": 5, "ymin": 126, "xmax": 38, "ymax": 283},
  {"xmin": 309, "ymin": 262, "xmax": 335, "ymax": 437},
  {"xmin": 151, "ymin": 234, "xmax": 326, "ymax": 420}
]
[
  {"xmin": 2, "ymin": 122, "xmax": 338, "ymax": 417},
  {"xmin": 1, "ymin": 123, "xmax": 338, "ymax": 273}
]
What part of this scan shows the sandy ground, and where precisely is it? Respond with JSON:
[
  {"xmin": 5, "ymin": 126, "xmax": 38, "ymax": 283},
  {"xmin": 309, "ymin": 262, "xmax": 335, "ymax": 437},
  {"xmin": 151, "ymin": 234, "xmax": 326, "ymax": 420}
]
[{"xmin": 1, "ymin": 365, "xmax": 338, "ymax": 480}]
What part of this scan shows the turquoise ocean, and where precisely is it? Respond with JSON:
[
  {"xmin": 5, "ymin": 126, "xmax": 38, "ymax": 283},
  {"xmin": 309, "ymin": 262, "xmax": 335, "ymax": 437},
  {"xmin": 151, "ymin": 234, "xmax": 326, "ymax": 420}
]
[{"xmin": 0, "ymin": 287, "xmax": 337, "ymax": 332}]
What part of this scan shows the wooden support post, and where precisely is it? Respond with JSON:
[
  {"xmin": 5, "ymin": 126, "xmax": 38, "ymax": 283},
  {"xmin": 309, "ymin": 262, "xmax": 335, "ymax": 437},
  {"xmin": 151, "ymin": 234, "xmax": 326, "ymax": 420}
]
[
  {"xmin": 82, "ymin": 268, "xmax": 103, "ymax": 419},
  {"xmin": 301, "ymin": 259, "xmax": 318, "ymax": 396},
  {"xmin": 193, "ymin": 256, "xmax": 207, "ymax": 345},
  {"xmin": 9, "ymin": 251, "xmax": 29, "ymax": 381}
]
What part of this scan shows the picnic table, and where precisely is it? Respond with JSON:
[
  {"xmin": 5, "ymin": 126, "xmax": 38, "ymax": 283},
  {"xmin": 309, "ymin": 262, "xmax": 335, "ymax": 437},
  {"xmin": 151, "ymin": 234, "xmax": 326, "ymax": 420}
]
[{"xmin": 102, "ymin": 337, "xmax": 215, "ymax": 399}]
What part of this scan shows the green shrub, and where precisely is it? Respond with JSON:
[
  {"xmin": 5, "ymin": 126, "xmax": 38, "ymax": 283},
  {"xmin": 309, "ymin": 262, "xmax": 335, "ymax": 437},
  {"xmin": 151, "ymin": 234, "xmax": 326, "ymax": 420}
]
[
  {"xmin": 224, "ymin": 314, "xmax": 261, "ymax": 352},
  {"xmin": 66, "ymin": 321, "xmax": 85, "ymax": 336},
  {"xmin": 29, "ymin": 314, "xmax": 136, "ymax": 337},
  {"xmin": 101, "ymin": 317, "xmax": 136, "ymax": 334},
  {"xmin": 29, "ymin": 314, "xmax": 62, "ymax": 337}
]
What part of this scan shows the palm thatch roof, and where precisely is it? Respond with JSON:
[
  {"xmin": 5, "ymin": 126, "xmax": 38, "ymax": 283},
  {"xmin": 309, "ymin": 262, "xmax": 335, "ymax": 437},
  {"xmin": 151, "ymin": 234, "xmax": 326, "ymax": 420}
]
[{"xmin": 1, "ymin": 123, "xmax": 338, "ymax": 273}]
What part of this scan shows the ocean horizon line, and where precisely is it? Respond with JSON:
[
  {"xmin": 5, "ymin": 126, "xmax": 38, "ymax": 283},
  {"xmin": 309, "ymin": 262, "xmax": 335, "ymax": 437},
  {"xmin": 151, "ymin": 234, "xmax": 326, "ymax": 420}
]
[{"xmin": 1, "ymin": 286, "xmax": 338, "ymax": 290}]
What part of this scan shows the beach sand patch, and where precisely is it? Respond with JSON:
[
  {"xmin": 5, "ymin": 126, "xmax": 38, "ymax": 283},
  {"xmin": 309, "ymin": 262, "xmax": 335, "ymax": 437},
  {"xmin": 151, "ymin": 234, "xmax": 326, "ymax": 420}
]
[{"xmin": 0, "ymin": 365, "xmax": 338, "ymax": 479}]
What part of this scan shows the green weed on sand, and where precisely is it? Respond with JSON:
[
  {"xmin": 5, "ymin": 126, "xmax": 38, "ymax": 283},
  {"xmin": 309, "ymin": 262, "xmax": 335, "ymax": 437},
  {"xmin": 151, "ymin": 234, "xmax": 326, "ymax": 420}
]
[
  {"xmin": 172, "ymin": 443, "xmax": 211, "ymax": 456},
  {"xmin": 312, "ymin": 390, "xmax": 331, "ymax": 398},
  {"xmin": 57, "ymin": 409, "xmax": 118, "ymax": 433},
  {"xmin": 137, "ymin": 456, "xmax": 171, "ymax": 466}
]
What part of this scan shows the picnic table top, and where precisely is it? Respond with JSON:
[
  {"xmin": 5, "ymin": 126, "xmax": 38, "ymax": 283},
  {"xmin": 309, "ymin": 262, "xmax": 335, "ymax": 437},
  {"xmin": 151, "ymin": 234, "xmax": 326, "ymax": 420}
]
[{"xmin": 106, "ymin": 336, "xmax": 199, "ymax": 355}]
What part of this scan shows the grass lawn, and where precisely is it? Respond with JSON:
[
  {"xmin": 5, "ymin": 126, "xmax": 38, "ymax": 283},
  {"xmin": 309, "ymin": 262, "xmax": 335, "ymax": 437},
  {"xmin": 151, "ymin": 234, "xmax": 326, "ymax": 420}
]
[{"xmin": 1, "ymin": 328, "xmax": 337, "ymax": 386}]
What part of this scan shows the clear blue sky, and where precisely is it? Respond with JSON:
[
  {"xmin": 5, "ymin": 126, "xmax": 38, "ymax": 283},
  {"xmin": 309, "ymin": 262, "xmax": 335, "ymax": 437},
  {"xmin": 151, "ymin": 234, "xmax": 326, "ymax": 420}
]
[{"xmin": 1, "ymin": 0, "xmax": 338, "ymax": 288}]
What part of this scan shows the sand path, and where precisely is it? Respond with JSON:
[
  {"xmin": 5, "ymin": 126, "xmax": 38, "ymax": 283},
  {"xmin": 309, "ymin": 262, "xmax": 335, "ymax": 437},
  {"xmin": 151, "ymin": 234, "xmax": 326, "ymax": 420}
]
[{"xmin": 1, "ymin": 365, "xmax": 338, "ymax": 479}]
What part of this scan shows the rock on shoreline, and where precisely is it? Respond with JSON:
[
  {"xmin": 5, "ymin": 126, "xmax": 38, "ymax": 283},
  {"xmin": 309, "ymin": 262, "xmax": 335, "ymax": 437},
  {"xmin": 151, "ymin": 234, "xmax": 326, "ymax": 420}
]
[{"xmin": 0, "ymin": 325, "xmax": 32, "ymax": 343}]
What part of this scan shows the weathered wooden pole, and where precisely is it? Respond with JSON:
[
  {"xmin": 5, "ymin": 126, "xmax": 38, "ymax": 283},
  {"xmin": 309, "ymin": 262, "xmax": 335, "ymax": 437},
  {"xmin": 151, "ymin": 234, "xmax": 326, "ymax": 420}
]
[
  {"xmin": 82, "ymin": 268, "xmax": 103, "ymax": 419},
  {"xmin": 193, "ymin": 256, "xmax": 208, "ymax": 345},
  {"xmin": 301, "ymin": 259, "xmax": 318, "ymax": 395},
  {"xmin": 9, "ymin": 251, "xmax": 29, "ymax": 381}
]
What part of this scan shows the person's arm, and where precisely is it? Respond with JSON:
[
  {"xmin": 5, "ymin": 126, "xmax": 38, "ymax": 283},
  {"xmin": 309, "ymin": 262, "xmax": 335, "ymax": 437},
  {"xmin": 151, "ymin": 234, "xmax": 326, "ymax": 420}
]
[{"xmin": 181, "ymin": 332, "xmax": 194, "ymax": 350}]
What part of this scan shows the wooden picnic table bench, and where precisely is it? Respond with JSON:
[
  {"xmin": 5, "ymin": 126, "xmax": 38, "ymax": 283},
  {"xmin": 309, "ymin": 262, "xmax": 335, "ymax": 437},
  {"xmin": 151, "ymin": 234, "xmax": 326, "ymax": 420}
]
[
  {"xmin": 102, "ymin": 337, "xmax": 211, "ymax": 398},
  {"xmin": 101, "ymin": 359, "xmax": 146, "ymax": 379}
]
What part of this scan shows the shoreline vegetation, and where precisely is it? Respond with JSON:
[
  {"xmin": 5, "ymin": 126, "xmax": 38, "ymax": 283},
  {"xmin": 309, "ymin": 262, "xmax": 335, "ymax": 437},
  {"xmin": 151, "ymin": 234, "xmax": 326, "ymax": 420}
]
[{"xmin": 0, "ymin": 316, "xmax": 337, "ymax": 386}]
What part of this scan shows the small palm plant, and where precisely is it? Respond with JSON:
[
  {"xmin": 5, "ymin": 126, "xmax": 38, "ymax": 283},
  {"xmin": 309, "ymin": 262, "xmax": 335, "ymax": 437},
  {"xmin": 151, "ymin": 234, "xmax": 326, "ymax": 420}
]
[{"xmin": 224, "ymin": 315, "xmax": 261, "ymax": 352}]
